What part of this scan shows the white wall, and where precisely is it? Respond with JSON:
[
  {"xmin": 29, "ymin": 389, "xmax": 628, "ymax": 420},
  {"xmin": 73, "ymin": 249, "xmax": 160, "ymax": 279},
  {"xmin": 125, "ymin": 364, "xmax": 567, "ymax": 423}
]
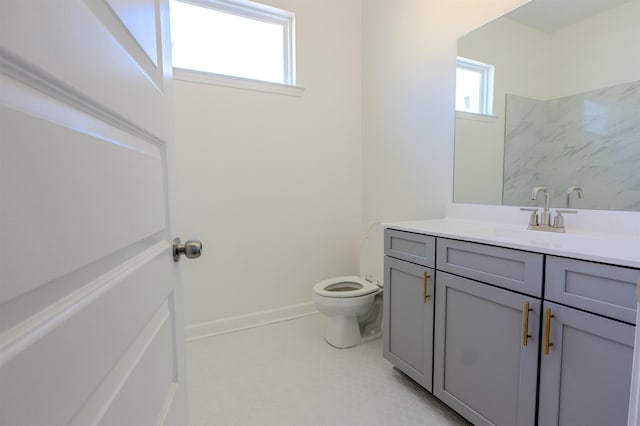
[
  {"xmin": 362, "ymin": 0, "xmax": 530, "ymax": 229},
  {"xmin": 174, "ymin": 0, "xmax": 531, "ymax": 336},
  {"xmin": 453, "ymin": 113, "xmax": 505, "ymax": 205},
  {"xmin": 172, "ymin": 0, "xmax": 363, "ymax": 338},
  {"xmin": 548, "ymin": 0, "xmax": 640, "ymax": 98}
]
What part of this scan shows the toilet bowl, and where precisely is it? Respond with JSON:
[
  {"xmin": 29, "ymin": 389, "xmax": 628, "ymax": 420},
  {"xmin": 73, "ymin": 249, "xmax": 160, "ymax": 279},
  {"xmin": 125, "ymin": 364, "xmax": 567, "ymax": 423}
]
[{"xmin": 313, "ymin": 224, "xmax": 384, "ymax": 348}]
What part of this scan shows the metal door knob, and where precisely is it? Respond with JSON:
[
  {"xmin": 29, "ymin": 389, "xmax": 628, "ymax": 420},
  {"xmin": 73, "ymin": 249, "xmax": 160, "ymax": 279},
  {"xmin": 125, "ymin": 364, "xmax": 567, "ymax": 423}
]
[{"xmin": 173, "ymin": 238, "xmax": 203, "ymax": 262}]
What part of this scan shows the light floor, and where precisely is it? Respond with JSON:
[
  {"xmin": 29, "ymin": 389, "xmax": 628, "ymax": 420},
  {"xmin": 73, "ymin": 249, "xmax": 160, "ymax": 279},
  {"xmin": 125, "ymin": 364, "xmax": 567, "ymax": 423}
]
[{"xmin": 187, "ymin": 314, "xmax": 469, "ymax": 426}]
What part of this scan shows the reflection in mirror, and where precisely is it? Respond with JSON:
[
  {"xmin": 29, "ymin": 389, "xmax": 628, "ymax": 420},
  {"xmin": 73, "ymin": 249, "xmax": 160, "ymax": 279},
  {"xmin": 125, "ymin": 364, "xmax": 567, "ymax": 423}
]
[{"xmin": 453, "ymin": 0, "xmax": 640, "ymax": 211}]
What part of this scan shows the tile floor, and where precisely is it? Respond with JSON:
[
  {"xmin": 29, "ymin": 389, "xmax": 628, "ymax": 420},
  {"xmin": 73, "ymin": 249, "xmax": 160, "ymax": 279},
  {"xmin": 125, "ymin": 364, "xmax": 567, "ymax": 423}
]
[{"xmin": 187, "ymin": 314, "xmax": 469, "ymax": 426}]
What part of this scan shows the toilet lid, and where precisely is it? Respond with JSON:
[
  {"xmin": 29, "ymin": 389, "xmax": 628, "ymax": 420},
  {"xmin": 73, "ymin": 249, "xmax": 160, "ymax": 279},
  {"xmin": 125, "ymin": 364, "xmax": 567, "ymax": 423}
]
[
  {"xmin": 359, "ymin": 223, "xmax": 384, "ymax": 287},
  {"xmin": 313, "ymin": 276, "xmax": 380, "ymax": 298}
]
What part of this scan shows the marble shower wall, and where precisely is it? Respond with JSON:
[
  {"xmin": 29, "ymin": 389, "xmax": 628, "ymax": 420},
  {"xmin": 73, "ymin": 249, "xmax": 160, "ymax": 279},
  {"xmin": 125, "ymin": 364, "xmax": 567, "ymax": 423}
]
[
  {"xmin": 503, "ymin": 95, "xmax": 546, "ymax": 207},
  {"xmin": 503, "ymin": 80, "xmax": 640, "ymax": 211}
]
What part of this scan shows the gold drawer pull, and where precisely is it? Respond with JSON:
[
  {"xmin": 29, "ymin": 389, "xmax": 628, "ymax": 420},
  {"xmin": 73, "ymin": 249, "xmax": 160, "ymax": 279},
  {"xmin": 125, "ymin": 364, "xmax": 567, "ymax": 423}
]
[
  {"xmin": 423, "ymin": 272, "xmax": 431, "ymax": 303},
  {"xmin": 522, "ymin": 302, "xmax": 533, "ymax": 346},
  {"xmin": 544, "ymin": 308, "xmax": 555, "ymax": 355}
]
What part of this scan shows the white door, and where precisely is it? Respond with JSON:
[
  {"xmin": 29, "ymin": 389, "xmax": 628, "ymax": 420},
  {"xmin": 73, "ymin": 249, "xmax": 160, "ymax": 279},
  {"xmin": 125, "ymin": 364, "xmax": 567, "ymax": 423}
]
[{"xmin": 0, "ymin": 1, "xmax": 190, "ymax": 425}]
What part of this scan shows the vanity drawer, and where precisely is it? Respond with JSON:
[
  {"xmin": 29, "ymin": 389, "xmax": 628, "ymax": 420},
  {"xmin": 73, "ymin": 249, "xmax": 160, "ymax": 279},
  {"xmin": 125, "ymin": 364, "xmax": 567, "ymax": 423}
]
[
  {"xmin": 436, "ymin": 238, "xmax": 543, "ymax": 297},
  {"xmin": 385, "ymin": 229, "xmax": 435, "ymax": 268},
  {"xmin": 545, "ymin": 256, "xmax": 639, "ymax": 324}
]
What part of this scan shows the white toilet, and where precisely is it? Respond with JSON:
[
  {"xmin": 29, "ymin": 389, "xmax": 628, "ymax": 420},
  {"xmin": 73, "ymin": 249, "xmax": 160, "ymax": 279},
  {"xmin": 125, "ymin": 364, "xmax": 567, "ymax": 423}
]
[{"xmin": 313, "ymin": 224, "xmax": 384, "ymax": 348}]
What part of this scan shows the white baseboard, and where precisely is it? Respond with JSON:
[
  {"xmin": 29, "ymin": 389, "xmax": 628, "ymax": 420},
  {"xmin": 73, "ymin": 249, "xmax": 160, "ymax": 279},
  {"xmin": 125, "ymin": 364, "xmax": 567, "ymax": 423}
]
[{"xmin": 185, "ymin": 302, "xmax": 318, "ymax": 342}]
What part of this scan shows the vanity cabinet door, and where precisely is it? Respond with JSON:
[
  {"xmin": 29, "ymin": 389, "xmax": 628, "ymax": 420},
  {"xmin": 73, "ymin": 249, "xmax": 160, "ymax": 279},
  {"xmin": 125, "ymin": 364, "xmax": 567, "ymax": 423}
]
[
  {"xmin": 538, "ymin": 301, "xmax": 635, "ymax": 426},
  {"xmin": 383, "ymin": 256, "xmax": 435, "ymax": 391},
  {"xmin": 433, "ymin": 272, "xmax": 540, "ymax": 426}
]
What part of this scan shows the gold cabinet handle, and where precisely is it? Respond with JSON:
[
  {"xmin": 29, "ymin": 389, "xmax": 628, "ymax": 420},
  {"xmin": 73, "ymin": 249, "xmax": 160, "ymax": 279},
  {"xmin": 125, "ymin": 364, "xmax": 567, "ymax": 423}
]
[
  {"xmin": 543, "ymin": 308, "xmax": 555, "ymax": 355},
  {"xmin": 423, "ymin": 272, "xmax": 431, "ymax": 303},
  {"xmin": 522, "ymin": 302, "xmax": 533, "ymax": 346}
]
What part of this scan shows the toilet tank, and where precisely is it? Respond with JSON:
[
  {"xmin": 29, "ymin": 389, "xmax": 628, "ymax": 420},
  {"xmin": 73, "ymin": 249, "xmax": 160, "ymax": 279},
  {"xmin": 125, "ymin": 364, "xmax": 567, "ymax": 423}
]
[{"xmin": 359, "ymin": 223, "xmax": 384, "ymax": 287}]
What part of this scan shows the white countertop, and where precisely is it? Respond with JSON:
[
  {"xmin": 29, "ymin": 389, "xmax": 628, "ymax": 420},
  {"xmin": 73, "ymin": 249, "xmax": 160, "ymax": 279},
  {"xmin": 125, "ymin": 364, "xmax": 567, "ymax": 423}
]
[{"xmin": 385, "ymin": 204, "xmax": 640, "ymax": 269}]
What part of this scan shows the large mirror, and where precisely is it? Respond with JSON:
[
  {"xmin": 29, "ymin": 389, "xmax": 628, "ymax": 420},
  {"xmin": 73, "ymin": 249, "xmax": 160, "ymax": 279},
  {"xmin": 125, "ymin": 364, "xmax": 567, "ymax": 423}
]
[{"xmin": 453, "ymin": 0, "xmax": 640, "ymax": 211}]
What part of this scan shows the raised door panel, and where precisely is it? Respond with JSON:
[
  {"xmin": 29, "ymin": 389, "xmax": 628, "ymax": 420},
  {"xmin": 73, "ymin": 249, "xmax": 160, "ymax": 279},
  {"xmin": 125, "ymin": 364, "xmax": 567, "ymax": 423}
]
[
  {"xmin": 0, "ymin": 244, "xmax": 180, "ymax": 426},
  {"xmin": 0, "ymin": 80, "xmax": 166, "ymax": 307},
  {"xmin": 383, "ymin": 256, "xmax": 434, "ymax": 391},
  {"xmin": 538, "ymin": 302, "xmax": 635, "ymax": 426},
  {"xmin": 434, "ymin": 272, "xmax": 540, "ymax": 426},
  {"xmin": 0, "ymin": 0, "xmax": 172, "ymax": 137},
  {"xmin": 85, "ymin": 0, "xmax": 163, "ymax": 87},
  {"xmin": 103, "ymin": 0, "xmax": 160, "ymax": 66}
]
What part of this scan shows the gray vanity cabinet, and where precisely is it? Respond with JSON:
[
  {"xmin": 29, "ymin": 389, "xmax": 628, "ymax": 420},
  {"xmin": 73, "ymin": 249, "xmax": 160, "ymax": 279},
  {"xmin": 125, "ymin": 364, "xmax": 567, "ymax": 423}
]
[
  {"xmin": 433, "ymin": 271, "xmax": 540, "ymax": 426},
  {"xmin": 383, "ymin": 228, "xmax": 638, "ymax": 426},
  {"xmin": 383, "ymin": 230, "xmax": 436, "ymax": 391}
]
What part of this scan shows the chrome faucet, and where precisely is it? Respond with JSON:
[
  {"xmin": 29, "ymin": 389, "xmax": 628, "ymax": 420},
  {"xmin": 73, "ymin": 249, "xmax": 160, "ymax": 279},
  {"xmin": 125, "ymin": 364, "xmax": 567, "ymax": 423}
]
[
  {"xmin": 531, "ymin": 186, "xmax": 551, "ymax": 226},
  {"xmin": 520, "ymin": 186, "xmax": 578, "ymax": 232},
  {"xmin": 566, "ymin": 186, "xmax": 583, "ymax": 208}
]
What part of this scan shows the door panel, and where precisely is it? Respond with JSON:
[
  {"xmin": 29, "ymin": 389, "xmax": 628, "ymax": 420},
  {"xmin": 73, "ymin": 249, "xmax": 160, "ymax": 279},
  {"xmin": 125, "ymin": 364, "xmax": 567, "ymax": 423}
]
[
  {"xmin": 85, "ymin": 0, "xmax": 163, "ymax": 86},
  {"xmin": 0, "ymin": 0, "xmax": 187, "ymax": 424},
  {"xmin": 94, "ymin": 309, "xmax": 176, "ymax": 426},
  {"xmin": 434, "ymin": 272, "xmax": 539, "ymax": 426},
  {"xmin": 538, "ymin": 302, "xmax": 634, "ymax": 426},
  {"xmin": 1, "ymin": 244, "xmax": 179, "ymax": 425},
  {"xmin": 0, "ymin": 0, "xmax": 171, "ymax": 136},
  {"xmin": 102, "ymin": 0, "xmax": 160, "ymax": 64},
  {"xmin": 383, "ymin": 256, "xmax": 434, "ymax": 391},
  {"xmin": 1, "ymin": 79, "xmax": 165, "ymax": 304}
]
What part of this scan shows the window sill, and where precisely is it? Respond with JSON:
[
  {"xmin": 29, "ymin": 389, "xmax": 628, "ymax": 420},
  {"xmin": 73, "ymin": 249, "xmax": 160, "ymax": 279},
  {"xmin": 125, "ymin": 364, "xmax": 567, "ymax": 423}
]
[
  {"xmin": 172, "ymin": 68, "xmax": 305, "ymax": 97},
  {"xmin": 455, "ymin": 111, "xmax": 498, "ymax": 122}
]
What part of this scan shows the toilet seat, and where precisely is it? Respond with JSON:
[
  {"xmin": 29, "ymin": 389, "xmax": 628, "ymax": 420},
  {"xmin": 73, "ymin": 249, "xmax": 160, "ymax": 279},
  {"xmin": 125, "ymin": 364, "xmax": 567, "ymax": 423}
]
[{"xmin": 313, "ymin": 276, "xmax": 380, "ymax": 298}]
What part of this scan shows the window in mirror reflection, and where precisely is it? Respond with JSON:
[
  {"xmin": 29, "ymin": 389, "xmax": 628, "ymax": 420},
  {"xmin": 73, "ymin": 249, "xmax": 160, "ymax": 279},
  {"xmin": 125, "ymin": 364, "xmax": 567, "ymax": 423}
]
[{"xmin": 456, "ymin": 57, "xmax": 494, "ymax": 115}]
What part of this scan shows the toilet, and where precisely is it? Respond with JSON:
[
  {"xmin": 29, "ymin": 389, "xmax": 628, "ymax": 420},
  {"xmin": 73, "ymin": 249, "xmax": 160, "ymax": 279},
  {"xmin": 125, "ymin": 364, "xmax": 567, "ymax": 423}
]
[{"xmin": 313, "ymin": 224, "xmax": 384, "ymax": 348}]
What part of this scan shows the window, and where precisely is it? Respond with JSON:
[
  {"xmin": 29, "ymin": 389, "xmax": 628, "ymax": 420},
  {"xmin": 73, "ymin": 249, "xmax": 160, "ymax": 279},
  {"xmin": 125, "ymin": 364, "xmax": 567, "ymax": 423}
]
[
  {"xmin": 170, "ymin": 0, "xmax": 296, "ymax": 87},
  {"xmin": 456, "ymin": 57, "xmax": 494, "ymax": 115}
]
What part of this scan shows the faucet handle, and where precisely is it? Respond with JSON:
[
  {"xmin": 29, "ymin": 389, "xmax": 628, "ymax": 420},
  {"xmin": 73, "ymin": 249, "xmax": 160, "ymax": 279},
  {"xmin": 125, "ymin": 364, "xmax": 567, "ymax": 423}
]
[
  {"xmin": 553, "ymin": 209, "xmax": 577, "ymax": 229},
  {"xmin": 566, "ymin": 186, "xmax": 584, "ymax": 208},
  {"xmin": 520, "ymin": 207, "xmax": 539, "ymax": 227}
]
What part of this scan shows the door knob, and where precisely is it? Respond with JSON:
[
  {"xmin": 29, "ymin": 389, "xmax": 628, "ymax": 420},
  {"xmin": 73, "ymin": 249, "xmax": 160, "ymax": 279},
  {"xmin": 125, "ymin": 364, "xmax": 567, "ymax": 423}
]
[{"xmin": 173, "ymin": 237, "xmax": 203, "ymax": 262}]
